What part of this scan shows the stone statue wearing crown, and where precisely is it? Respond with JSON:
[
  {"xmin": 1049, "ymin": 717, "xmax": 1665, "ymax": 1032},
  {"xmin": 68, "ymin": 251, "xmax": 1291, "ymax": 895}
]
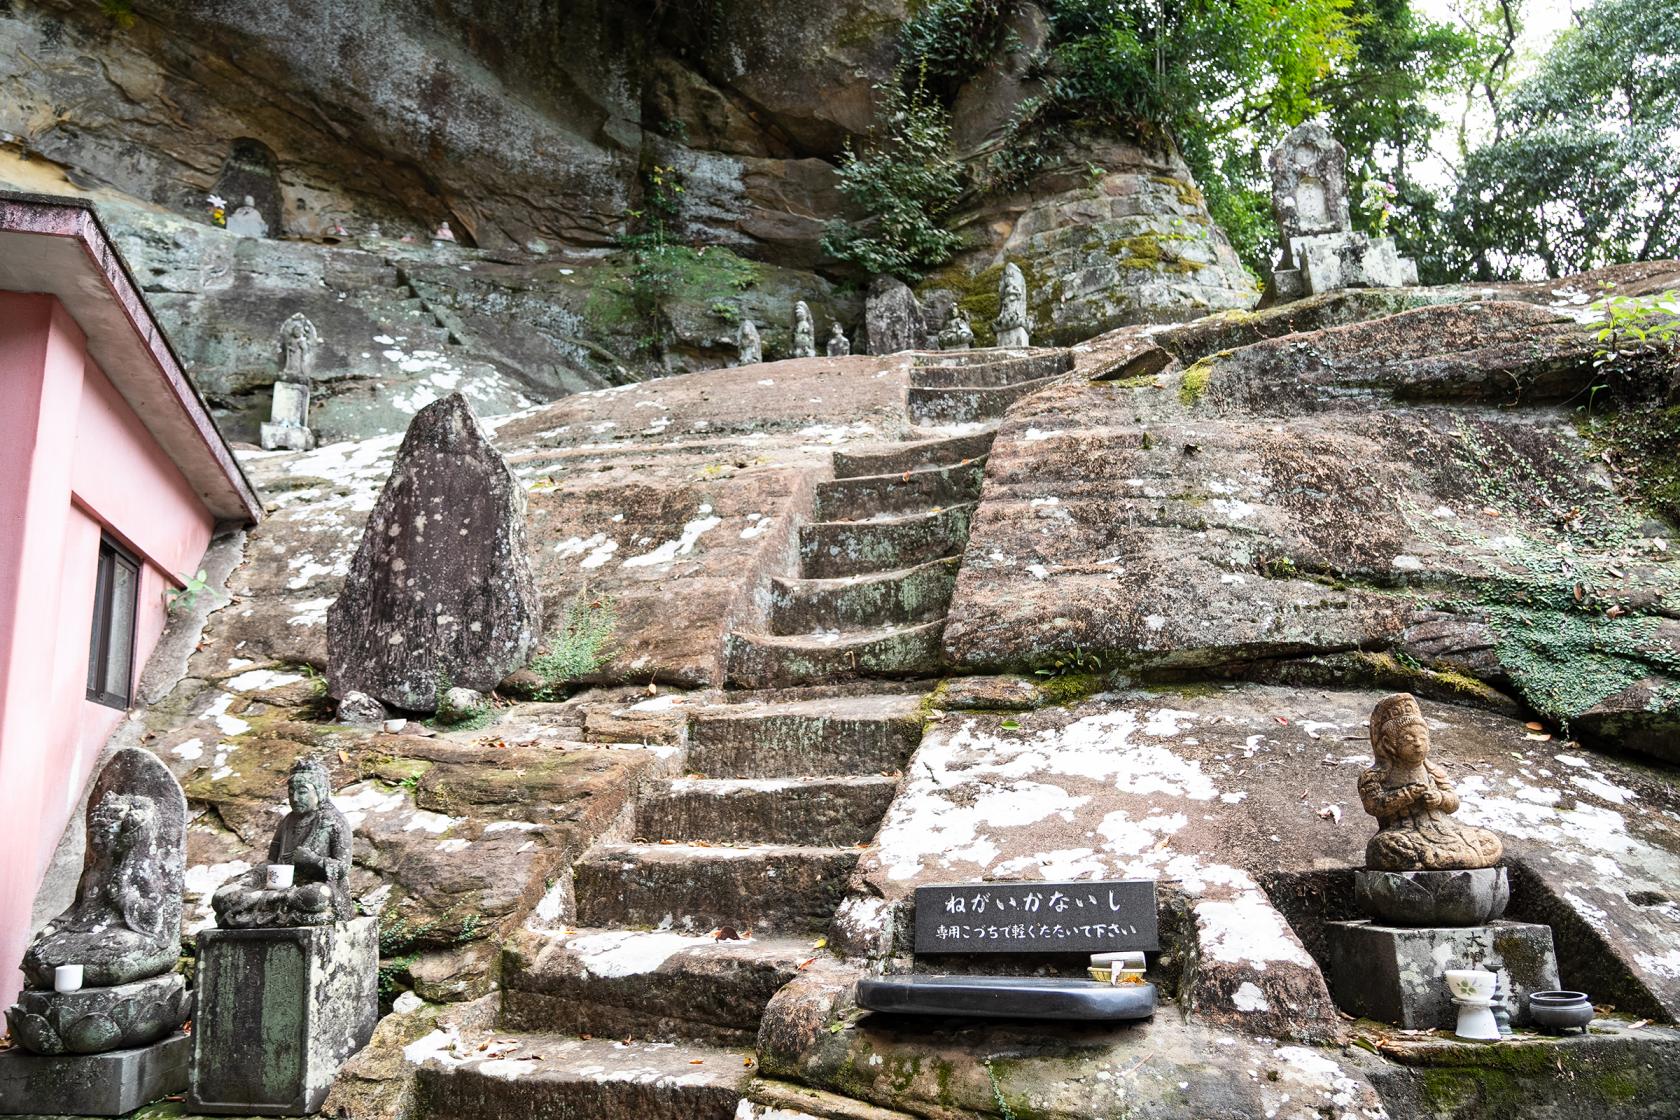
[
  {"xmin": 212, "ymin": 758, "xmax": 354, "ymax": 928},
  {"xmin": 1360, "ymin": 693, "xmax": 1503, "ymax": 872}
]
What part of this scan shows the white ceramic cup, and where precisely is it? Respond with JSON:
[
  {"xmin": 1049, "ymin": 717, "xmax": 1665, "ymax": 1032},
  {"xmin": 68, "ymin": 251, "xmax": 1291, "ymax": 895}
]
[
  {"xmin": 54, "ymin": 964, "xmax": 84, "ymax": 993},
  {"xmin": 1444, "ymin": 968, "xmax": 1497, "ymax": 1003},
  {"xmin": 266, "ymin": 864, "xmax": 296, "ymax": 890}
]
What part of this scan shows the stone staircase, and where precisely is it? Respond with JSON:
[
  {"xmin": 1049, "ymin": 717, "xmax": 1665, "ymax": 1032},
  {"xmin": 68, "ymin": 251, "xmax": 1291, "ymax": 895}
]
[
  {"xmin": 409, "ymin": 348, "xmax": 1076, "ymax": 1118},
  {"xmin": 907, "ymin": 348, "xmax": 1074, "ymax": 425},
  {"xmin": 387, "ymin": 263, "xmax": 468, "ymax": 350},
  {"xmin": 411, "ymin": 693, "xmax": 926, "ymax": 1119},
  {"xmin": 722, "ymin": 346, "xmax": 1073, "ymax": 690},
  {"xmin": 723, "ymin": 430, "xmax": 997, "ymax": 689}
]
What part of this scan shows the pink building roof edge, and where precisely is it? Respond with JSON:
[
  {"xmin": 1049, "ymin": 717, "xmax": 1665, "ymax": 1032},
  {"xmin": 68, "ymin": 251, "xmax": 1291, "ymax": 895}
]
[{"xmin": 0, "ymin": 189, "xmax": 263, "ymax": 526}]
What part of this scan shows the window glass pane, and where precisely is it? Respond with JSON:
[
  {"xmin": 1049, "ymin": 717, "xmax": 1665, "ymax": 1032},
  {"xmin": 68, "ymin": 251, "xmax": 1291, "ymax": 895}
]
[
  {"xmin": 103, "ymin": 555, "xmax": 137, "ymax": 705},
  {"xmin": 86, "ymin": 547, "xmax": 113, "ymax": 695}
]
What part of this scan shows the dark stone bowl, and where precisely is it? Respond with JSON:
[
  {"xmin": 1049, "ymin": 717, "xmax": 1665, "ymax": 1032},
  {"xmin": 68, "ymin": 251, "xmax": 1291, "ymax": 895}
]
[
  {"xmin": 1529, "ymin": 990, "xmax": 1594, "ymax": 1034},
  {"xmin": 1355, "ymin": 867, "xmax": 1509, "ymax": 927}
]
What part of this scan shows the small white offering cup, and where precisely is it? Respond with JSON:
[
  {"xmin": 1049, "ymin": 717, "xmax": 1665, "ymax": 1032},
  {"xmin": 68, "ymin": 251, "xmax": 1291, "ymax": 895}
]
[
  {"xmin": 266, "ymin": 864, "xmax": 295, "ymax": 890},
  {"xmin": 54, "ymin": 964, "xmax": 84, "ymax": 993}
]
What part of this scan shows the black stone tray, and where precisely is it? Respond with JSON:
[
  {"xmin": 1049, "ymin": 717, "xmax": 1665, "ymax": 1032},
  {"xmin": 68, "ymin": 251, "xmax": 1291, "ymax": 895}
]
[{"xmin": 856, "ymin": 976, "xmax": 1157, "ymax": 1021}]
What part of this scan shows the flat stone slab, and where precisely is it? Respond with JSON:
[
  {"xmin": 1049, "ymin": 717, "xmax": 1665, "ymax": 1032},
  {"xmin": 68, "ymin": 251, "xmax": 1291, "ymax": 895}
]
[
  {"xmin": 0, "ymin": 1031, "xmax": 189, "ymax": 1116},
  {"xmin": 1326, "ymin": 919, "xmax": 1558, "ymax": 1029},
  {"xmin": 190, "ymin": 918, "xmax": 378, "ymax": 1115},
  {"xmin": 855, "ymin": 976, "xmax": 1157, "ymax": 1021}
]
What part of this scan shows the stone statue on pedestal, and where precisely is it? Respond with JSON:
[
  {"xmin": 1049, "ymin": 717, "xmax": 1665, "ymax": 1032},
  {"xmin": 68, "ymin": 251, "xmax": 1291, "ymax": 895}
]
[
  {"xmin": 1266, "ymin": 122, "xmax": 1416, "ymax": 300},
  {"xmin": 938, "ymin": 306, "xmax": 974, "ymax": 351},
  {"xmin": 263, "ymin": 314, "xmax": 320, "ymax": 451},
  {"xmin": 1323, "ymin": 693, "xmax": 1558, "ymax": 1033},
  {"xmin": 5, "ymin": 749, "xmax": 190, "ymax": 1057},
  {"xmin": 791, "ymin": 301, "xmax": 817, "ymax": 358},
  {"xmin": 190, "ymin": 759, "xmax": 376, "ymax": 1115},
  {"xmin": 1359, "ymin": 693, "xmax": 1503, "ymax": 872},
  {"xmin": 993, "ymin": 263, "xmax": 1030, "ymax": 348},
  {"xmin": 736, "ymin": 319, "xmax": 762, "ymax": 366},
  {"xmin": 212, "ymin": 758, "xmax": 353, "ymax": 929},
  {"xmin": 826, "ymin": 322, "xmax": 851, "ymax": 357}
]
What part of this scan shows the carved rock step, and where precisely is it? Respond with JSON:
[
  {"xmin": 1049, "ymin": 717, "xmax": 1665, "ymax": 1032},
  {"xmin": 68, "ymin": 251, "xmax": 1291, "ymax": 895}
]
[
  {"xmin": 408, "ymin": 1032, "xmax": 751, "ymax": 1120},
  {"xmin": 574, "ymin": 844, "xmax": 860, "ymax": 935},
  {"xmin": 832, "ymin": 430, "xmax": 996, "ymax": 479},
  {"xmin": 500, "ymin": 928, "xmax": 819, "ymax": 1046},
  {"xmin": 635, "ymin": 776, "xmax": 900, "ymax": 846},
  {"xmin": 910, "ymin": 350, "xmax": 1075, "ymax": 389},
  {"xmin": 686, "ymin": 693, "xmax": 925, "ymax": 779},
  {"xmin": 798, "ymin": 504, "xmax": 974, "ymax": 579},
  {"xmin": 724, "ymin": 621, "xmax": 945, "ymax": 690},
  {"xmin": 769, "ymin": 556, "xmax": 959, "ymax": 635},
  {"xmin": 813, "ymin": 459, "xmax": 986, "ymax": 522},
  {"xmin": 908, "ymin": 375, "xmax": 1067, "ymax": 425}
]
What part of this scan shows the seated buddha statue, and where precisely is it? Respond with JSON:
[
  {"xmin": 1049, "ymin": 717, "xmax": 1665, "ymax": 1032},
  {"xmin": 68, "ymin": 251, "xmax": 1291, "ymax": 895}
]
[
  {"xmin": 23, "ymin": 790, "xmax": 179, "ymax": 988},
  {"xmin": 212, "ymin": 757, "xmax": 354, "ymax": 928},
  {"xmin": 1359, "ymin": 693, "xmax": 1503, "ymax": 872}
]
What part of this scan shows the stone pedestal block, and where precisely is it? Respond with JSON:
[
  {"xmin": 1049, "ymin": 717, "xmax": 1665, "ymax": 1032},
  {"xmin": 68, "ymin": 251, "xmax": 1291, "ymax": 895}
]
[
  {"xmin": 0, "ymin": 1031, "xmax": 189, "ymax": 1116},
  {"xmin": 189, "ymin": 918, "xmax": 378, "ymax": 1115},
  {"xmin": 1326, "ymin": 919, "xmax": 1558, "ymax": 1029}
]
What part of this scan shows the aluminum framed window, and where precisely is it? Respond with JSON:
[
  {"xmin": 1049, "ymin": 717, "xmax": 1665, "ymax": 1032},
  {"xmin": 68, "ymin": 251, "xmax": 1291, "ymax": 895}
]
[{"xmin": 86, "ymin": 535, "xmax": 140, "ymax": 709}]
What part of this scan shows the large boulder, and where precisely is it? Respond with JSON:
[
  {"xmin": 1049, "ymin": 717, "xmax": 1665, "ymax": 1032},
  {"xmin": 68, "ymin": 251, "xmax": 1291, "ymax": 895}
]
[{"xmin": 328, "ymin": 393, "xmax": 542, "ymax": 712}]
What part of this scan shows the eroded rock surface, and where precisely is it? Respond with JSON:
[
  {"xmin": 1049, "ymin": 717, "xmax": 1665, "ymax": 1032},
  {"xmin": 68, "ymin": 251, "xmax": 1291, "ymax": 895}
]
[{"xmin": 945, "ymin": 295, "xmax": 1680, "ymax": 755}]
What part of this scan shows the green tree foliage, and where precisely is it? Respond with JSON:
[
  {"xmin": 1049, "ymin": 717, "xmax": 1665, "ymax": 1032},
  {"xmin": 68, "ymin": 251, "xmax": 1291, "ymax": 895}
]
[
  {"xmin": 1442, "ymin": 0, "xmax": 1680, "ymax": 278},
  {"xmin": 822, "ymin": 80, "xmax": 967, "ymax": 280}
]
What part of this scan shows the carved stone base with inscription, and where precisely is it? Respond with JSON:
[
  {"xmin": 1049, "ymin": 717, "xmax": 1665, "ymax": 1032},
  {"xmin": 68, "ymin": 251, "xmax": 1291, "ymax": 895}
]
[
  {"xmin": 1326, "ymin": 919, "xmax": 1558, "ymax": 1029},
  {"xmin": 189, "ymin": 918, "xmax": 378, "ymax": 1115},
  {"xmin": 0, "ymin": 1031, "xmax": 190, "ymax": 1116}
]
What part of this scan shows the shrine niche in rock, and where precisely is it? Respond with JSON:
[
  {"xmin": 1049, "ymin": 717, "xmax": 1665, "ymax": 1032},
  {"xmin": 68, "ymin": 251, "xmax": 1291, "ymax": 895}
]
[
  {"xmin": 189, "ymin": 759, "xmax": 377, "ymax": 1117},
  {"xmin": 1326, "ymin": 694, "xmax": 1559, "ymax": 1032},
  {"xmin": 0, "ymin": 749, "xmax": 192, "ymax": 1116}
]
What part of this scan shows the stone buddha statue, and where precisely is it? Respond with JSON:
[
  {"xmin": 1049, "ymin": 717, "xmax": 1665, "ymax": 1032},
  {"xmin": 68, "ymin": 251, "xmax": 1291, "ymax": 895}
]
[
  {"xmin": 212, "ymin": 758, "xmax": 354, "ymax": 928},
  {"xmin": 8, "ymin": 748, "xmax": 190, "ymax": 1055},
  {"xmin": 23, "ymin": 792, "xmax": 179, "ymax": 989},
  {"xmin": 1359, "ymin": 693, "xmax": 1503, "ymax": 872}
]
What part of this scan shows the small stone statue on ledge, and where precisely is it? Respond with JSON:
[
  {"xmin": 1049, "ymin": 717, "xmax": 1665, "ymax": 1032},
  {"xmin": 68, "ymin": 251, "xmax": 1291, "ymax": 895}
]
[
  {"xmin": 1360, "ymin": 693, "xmax": 1503, "ymax": 872},
  {"xmin": 791, "ymin": 300, "xmax": 817, "ymax": 358},
  {"xmin": 212, "ymin": 758, "xmax": 354, "ymax": 928}
]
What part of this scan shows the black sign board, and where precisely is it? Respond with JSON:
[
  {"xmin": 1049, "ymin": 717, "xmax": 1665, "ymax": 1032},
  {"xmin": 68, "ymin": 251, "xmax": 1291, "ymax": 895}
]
[{"xmin": 914, "ymin": 880, "xmax": 1158, "ymax": 954}]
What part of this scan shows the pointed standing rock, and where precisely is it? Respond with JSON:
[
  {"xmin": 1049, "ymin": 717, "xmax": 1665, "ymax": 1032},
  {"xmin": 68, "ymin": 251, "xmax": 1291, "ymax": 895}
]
[{"xmin": 327, "ymin": 393, "xmax": 541, "ymax": 712}]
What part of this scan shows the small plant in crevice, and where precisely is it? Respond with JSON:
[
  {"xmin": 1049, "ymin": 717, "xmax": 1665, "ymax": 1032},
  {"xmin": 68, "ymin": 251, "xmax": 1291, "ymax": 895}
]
[
  {"xmin": 528, "ymin": 591, "xmax": 619, "ymax": 700},
  {"xmin": 1035, "ymin": 646, "xmax": 1105, "ymax": 678},
  {"xmin": 297, "ymin": 664, "xmax": 334, "ymax": 721},
  {"xmin": 166, "ymin": 568, "xmax": 211, "ymax": 613},
  {"xmin": 1589, "ymin": 285, "xmax": 1679, "ymax": 387}
]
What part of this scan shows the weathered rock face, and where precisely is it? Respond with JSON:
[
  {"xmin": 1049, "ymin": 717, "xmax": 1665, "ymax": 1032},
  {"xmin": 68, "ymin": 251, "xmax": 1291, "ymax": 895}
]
[
  {"xmin": 921, "ymin": 140, "xmax": 1260, "ymax": 346},
  {"xmin": 328, "ymin": 394, "xmax": 542, "ymax": 711},
  {"xmin": 0, "ymin": 0, "xmax": 1261, "ymax": 444},
  {"xmin": 943, "ymin": 296, "xmax": 1680, "ymax": 757},
  {"xmin": 863, "ymin": 276, "xmax": 926, "ymax": 355}
]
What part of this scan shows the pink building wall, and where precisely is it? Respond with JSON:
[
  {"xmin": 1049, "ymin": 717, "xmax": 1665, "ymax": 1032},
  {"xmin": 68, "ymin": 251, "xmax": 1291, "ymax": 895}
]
[{"xmin": 0, "ymin": 290, "xmax": 216, "ymax": 1006}]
